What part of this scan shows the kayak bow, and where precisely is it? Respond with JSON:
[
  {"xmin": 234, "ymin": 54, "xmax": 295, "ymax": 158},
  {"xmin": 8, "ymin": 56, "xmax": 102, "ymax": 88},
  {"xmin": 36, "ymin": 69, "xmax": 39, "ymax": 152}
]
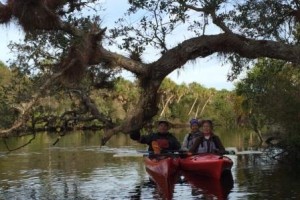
[{"xmin": 144, "ymin": 156, "xmax": 180, "ymax": 200}]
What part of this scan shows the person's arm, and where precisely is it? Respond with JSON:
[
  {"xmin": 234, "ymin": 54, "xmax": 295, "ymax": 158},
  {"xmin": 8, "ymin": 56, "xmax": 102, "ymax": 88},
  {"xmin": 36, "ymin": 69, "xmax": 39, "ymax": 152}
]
[
  {"xmin": 213, "ymin": 135, "xmax": 226, "ymax": 154},
  {"xmin": 173, "ymin": 136, "xmax": 181, "ymax": 150},
  {"xmin": 181, "ymin": 134, "xmax": 189, "ymax": 151},
  {"xmin": 130, "ymin": 129, "xmax": 153, "ymax": 145},
  {"xmin": 188, "ymin": 136, "xmax": 201, "ymax": 153},
  {"xmin": 130, "ymin": 129, "xmax": 141, "ymax": 141},
  {"xmin": 164, "ymin": 134, "xmax": 181, "ymax": 151}
]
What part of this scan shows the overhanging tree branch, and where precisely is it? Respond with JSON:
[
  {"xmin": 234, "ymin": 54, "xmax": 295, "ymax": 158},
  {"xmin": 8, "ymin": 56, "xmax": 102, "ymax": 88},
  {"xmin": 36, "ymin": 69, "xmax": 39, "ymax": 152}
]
[
  {"xmin": 151, "ymin": 33, "xmax": 300, "ymax": 78},
  {"xmin": 95, "ymin": 47, "xmax": 149, "ymax": 76}
]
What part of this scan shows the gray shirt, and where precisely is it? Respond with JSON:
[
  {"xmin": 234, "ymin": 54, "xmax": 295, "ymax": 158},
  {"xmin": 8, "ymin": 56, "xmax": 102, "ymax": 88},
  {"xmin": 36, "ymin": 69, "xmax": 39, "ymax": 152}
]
[{"xmin": 181, "ymin": 132, "xmax": 202, "ymax": 151}]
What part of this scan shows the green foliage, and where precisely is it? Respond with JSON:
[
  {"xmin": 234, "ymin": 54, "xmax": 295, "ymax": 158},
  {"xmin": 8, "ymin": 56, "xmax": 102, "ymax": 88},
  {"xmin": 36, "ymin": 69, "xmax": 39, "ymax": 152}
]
[
  {"xmin": 0, "ymin": 66, "xmax": 243, "ymax": 130},
  {"xmin": 236, "ymin": 59, "xmax": 300, "ymax": 137},
  {"xmin": 0, "ymin": 62, "xmax": 17, "ymax": 128},
  {"xmin": 233, "ymin": 1, "xmax": 296, "ymax": 39},
  {"xmin": 0, "ymin": 61, "xmax": 11, "ymax": 84},
  {"xmin": 209, "ymin": 90, "xmax": 237, "ymax": 128},
  {"xmin": 156, "ymin": 78, "xmax": 241, "ymax": 128}
]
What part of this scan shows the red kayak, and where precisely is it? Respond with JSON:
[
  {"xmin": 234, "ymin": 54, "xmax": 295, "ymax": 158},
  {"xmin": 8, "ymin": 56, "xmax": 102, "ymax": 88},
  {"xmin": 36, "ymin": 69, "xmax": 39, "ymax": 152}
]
[
  {"xmin": 179, "ymin": 153, "xmax": 233, "ymax": 180},
  {"xmin": 144, "ymin": 156, "xmax": 180, "ymax": 200}
]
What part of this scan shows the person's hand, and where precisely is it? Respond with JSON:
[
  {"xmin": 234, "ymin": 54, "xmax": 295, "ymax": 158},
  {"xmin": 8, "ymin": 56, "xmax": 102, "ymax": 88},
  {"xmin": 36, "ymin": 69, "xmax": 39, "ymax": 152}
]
[
  {"xmin": 228, "ymin": 150, "xmax": 236, "ymax": 155},
  {"xmin": 213, "ymin": 149, "xmax": 220, "ymax": 154},
  {"xmin": 179, "ymin": 151, "xmax": 192, "ymax": 158},
  {"xmin": 223, "ymin": 150, "xmax": 235, "ymax": 155}
]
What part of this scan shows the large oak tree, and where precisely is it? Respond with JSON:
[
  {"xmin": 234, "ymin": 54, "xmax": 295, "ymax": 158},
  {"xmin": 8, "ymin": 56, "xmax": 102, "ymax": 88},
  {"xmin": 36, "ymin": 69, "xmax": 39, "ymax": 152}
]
[{"xmin": 1, "ymin": 0, "xmax": 300, "ymax": 144}]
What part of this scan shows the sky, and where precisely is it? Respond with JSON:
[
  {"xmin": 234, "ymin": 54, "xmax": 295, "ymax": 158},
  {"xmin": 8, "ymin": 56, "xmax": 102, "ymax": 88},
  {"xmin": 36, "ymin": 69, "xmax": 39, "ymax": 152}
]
[{"xmin": 0, "ymin": 0, "xmax": 236, "ymax": 90}]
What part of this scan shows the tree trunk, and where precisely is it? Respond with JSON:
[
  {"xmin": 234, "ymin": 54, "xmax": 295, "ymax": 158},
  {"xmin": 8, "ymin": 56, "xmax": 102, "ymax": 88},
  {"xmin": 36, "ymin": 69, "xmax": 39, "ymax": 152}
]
[
  {"xmin": 199, "ymin": 94, "xmax": 213, "ymax": 117},
  {"xmin": 101, "ymin": 77, "xmax": 163, "ymax": 144},
  {"xmin": 188, "ymin": 96, "xmax": 198, "ymax": 116},
  {"xmin": 160, "ymin": 94, "xmax": 174, "ymax": 117}
]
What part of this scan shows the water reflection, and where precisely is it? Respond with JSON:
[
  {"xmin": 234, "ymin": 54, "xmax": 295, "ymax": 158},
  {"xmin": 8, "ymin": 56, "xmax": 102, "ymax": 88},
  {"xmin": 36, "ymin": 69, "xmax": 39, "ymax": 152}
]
[
  {"xmin": 0, "ymin": 131, "xmax": 299, "ymax": 199},
  {"xmin": 182, "ymin": 171, "xmax": 234, "ymax": 200}
]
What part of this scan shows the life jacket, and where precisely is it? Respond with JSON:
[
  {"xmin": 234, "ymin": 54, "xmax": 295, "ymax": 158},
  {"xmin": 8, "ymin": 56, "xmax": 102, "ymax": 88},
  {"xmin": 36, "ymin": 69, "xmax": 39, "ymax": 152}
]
[
  {"xmin": 156, "ymin": 138, "xmax": 169, "ymax": 148},
  {"xmin": 197, "ymin": 135, "xmax": 220, "ymax": 153},
  {"xmin": 150, "ymin": 132, "xmax": 175, "ymax": 153},
  {"xmin": 186, "ymin": 132, "xmax": 202, "ymax": 149},
  {"xmin": 151, "ymin": 139, "xmax": 170, "ymax": 154}
]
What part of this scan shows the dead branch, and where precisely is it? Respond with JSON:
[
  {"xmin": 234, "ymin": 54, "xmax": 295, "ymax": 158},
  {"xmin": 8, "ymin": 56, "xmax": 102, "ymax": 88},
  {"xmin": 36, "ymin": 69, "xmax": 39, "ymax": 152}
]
[
  {"xmin": 70, "ymin": 89, "xmax": 114, "ymax": 127},
  {"xmin": 3, "ymin": 133, "xmax": 36, "ymax": 152}
]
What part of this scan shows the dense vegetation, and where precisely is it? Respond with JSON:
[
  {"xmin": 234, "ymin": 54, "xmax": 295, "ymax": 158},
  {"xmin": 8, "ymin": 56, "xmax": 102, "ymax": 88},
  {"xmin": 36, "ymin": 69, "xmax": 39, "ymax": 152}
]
[
  {"xmin": 236, "ymin": 59, "xmax": 300, "ymax": 162},
  {"xmin": 0, "ymin": 60, "xmax": 242, "ymax": 131}
]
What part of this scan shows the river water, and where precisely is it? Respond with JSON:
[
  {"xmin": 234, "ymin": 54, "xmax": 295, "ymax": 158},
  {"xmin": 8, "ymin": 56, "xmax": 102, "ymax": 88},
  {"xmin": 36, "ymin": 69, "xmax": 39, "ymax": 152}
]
[{"xmin": 0, "ymin": 130, "xmax": 299, "ymax": 200}]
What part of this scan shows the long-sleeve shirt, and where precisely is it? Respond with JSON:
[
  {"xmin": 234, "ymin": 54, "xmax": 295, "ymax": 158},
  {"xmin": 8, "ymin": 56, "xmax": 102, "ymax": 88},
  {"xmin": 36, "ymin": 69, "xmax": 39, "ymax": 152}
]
[{"xmin": 130, "ymin": 130, "xmax": 181, "ymax": 152}]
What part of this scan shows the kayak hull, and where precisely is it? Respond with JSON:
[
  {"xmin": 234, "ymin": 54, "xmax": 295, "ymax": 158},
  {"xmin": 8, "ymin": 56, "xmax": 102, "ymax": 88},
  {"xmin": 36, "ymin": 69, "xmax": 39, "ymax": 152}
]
[
  {"xmin": 144, "ymin": 156, "xmax": 180, "ymax": 200},
  {"xmin": 179, "ymin": 153, "xmax": 233, "ymax": 180},
  {"xmin": 182, "ymin": 170, "xmax": 233, "ymax": 199}
]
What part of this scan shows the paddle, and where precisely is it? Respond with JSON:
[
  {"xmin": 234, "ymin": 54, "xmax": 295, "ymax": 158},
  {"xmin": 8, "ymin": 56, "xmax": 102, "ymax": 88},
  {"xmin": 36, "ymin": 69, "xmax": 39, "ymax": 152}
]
[
  {"xmin": 113, "ymin": 150, "xmax": 222, "ymax": 158},
  {"xmin": 112, "ymin": 148, "xmax": 263, "ymax": 157},
  {"xmin": 225, "ymin": 147, "xmax": 263, "ymax": 155}
]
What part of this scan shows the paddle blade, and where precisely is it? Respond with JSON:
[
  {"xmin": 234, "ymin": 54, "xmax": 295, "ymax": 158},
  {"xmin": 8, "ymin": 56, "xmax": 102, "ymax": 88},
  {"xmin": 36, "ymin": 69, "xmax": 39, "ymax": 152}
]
[{"xmin": 113, "ymin": 153, "xmax": 143, "ymax": 158}]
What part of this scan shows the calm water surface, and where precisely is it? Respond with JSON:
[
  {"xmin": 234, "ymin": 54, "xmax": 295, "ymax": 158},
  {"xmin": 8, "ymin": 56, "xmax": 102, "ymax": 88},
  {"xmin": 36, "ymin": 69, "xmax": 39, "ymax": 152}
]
[{"xmin": 0, "ymin": 130, "xmax": 299, "ymax": 200}]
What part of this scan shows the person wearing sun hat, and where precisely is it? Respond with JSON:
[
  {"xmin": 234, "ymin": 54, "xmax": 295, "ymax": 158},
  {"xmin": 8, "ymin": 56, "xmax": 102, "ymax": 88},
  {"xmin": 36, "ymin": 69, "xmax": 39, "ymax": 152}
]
[
  {"xmin": 181, "ymin": 119, "xmax": 203, "ymax": 151},
  {"xmin": 130, "ymin": 119, "xmax": 181, "ymax": 154}
]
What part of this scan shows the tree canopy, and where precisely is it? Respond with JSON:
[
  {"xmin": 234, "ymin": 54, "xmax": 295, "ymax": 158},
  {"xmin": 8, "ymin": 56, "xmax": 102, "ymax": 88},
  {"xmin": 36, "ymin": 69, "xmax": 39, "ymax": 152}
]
[{"xmin": 1, "ymin": 0, "xmax": 300, "ymax": 144}]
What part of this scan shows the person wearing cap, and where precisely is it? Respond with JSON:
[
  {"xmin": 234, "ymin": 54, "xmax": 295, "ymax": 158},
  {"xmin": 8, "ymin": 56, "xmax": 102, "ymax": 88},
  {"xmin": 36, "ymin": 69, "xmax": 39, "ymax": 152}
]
[
  {"xmin": 189, "ymin": 120, "xmax": 226, "ymax": 155},
  {"xmin": 130, "ymin": 119, "xmax": 181, "ymax": 154},
  {"xmin": 181, "ymin": 119, "xmax": 203, "ymax": 151}
]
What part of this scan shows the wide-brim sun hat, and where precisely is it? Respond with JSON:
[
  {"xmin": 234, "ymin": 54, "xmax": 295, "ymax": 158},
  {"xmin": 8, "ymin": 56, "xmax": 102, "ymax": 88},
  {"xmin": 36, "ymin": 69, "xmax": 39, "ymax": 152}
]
[{"xmin": 157, "ymin": 119, "xmax": 171, "ymax": 126}]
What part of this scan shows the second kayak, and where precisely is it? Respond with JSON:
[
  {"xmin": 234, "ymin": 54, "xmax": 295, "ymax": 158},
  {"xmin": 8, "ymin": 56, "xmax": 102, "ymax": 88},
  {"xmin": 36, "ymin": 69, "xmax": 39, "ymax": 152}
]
[{"xmin": 179, "ymin": 153, "xmax": 233, "ymax": 179}]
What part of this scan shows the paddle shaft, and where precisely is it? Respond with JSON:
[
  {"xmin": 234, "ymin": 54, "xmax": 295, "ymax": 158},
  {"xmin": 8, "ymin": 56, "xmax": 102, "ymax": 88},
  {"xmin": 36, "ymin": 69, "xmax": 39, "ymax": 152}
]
[{"xmin": 113, "ymin": 149, "xmax": 262, "ymax": 157}]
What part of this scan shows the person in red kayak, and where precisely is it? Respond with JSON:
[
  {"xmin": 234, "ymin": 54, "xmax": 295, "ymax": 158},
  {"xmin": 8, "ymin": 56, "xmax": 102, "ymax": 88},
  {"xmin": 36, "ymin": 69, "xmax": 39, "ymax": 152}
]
[
  {"xmin": 181, "ymin": 119, "xmax": 203, "ymax": 151},
  {"xmin": 130, "ymin": 119, "xmax": 181, "ymax": 154},
  {"xmin": 189, "ymin": 119, "xmax": 226, "ymax": 155}
]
